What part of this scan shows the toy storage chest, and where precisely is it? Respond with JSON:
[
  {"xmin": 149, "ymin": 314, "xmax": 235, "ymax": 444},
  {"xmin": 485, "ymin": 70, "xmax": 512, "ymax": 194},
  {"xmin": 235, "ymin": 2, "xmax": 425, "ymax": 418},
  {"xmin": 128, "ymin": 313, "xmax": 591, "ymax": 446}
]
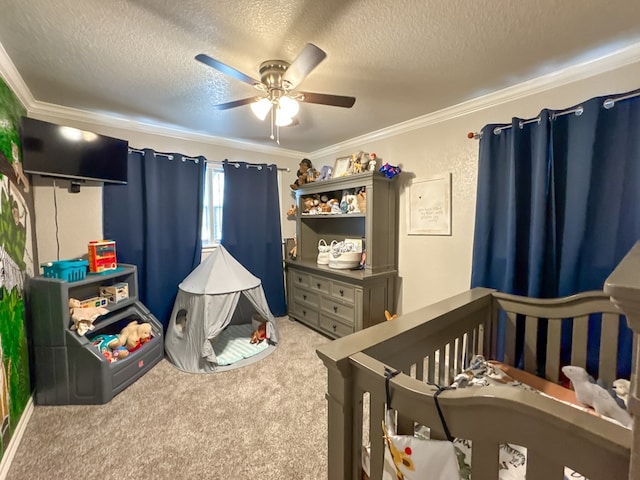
[{"xmin": 27, "ymin": 264, "xmax": 164, "ymax": 405}]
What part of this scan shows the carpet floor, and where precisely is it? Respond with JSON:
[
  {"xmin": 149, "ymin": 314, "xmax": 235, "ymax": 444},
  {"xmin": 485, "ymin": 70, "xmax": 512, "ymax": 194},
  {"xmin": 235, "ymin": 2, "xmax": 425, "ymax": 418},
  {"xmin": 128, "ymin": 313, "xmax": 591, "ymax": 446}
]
[{"xmin": 7, "ymin": 317, "xmax": 331, "ymax": 480}]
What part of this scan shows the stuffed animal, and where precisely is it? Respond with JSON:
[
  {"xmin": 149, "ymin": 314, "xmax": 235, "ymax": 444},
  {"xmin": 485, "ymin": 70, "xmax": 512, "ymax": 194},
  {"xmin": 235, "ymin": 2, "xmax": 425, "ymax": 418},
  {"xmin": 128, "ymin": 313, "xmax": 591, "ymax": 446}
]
[
  {"xmin": 290, "ymin": 158, "xmax": 318, "ymax": 189},
  {"xmin": 118, "ymin": 321, "xmax": 153, "ymax": 351},
  {"xmin": 612, "ymin": 379, "xmax": 631, "ymax": 407},
  {"xmin": 69, "ymin": 298, "xmax": 109, "ymax": 336},
  {"xmin": 317, "ymin": 165, "xmax": 332, "ymax": 181},
  {"xmin": 562, "ymin": 365, "xmax": 632, "ymax": 427},
  {"xmin": 286, "ymin": 204, "xmax": 297, "ymax": 217},
  {"xmin": 92, "ymin": 334, "xmax": 130, "ymax": 362},
  {"xmin": 250, "ymin": 321, "xmax": 267, "ymax": 344},
  {"xmin": 384, "ymin": 310, "xmax": 398, "ymax": 321}
]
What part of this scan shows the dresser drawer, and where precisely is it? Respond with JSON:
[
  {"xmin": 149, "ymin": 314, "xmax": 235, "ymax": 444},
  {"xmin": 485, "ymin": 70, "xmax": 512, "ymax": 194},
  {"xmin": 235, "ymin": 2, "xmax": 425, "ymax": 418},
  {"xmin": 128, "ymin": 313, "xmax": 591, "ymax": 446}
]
[
  {"xmin": 292, "ymin": 287, "xmax": 319, "ymax": 307},
  {"xmin": 291, "ymin": 271, "xmax": 311, "ymax": 288},
  {"xmin": 320, "ymin": 297, "xmax": 355, "ymax": 325},
  {"xmin": 290, "ymin": 302, "xmax": 319, "ymax": 326},
  {"xmin": 309, "ymin": 275, "xmax": 331, "ymax": 295},
  {"xmin": 331, "ymin": 282, "xmax": 356, "ymax": 304},
  {"xmin": 319, "ymin": 314, "xmax": 354, "ymax": 337}
]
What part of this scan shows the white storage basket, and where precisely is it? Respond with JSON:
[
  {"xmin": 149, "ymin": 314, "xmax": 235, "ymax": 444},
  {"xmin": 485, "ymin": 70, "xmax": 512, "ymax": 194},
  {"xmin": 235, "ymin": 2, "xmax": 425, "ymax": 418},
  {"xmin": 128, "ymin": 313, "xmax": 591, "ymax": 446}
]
[
  {"xmin": 317, "ymin": 239, "xmax": 332, "ymax": 265},
  {"xmin": 328, "ymin": 240, "xmax": 361, "ymax": 269}
]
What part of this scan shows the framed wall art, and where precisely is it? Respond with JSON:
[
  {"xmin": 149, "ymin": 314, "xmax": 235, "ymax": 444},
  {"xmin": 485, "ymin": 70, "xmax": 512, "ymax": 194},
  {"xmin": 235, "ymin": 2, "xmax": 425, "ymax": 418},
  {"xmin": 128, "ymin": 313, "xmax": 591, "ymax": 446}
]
[
  {"xmin": 407, "ymin": 173, "xmax": 452, "ymax": 235},
  {"xmin": 333, "ymin": 156, "xmax": 352, "ymax": 178}
]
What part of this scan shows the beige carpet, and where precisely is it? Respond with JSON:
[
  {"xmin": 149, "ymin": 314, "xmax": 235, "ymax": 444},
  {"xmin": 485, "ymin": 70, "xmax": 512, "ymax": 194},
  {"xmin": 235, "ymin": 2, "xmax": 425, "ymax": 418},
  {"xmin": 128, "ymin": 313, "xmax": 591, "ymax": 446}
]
[{"xmin": 7, "ymin": 317, "xmax": 331, "ymax": 480}]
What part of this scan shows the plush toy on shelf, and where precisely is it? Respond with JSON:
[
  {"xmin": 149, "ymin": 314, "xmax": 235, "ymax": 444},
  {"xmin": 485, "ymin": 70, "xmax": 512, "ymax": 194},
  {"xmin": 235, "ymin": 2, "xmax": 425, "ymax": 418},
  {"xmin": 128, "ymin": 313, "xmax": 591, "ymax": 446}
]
[
  {"xmin": 290, "ymin": 158, "xmax": 318, "ymax": 190},
  {"xmin": 379, "ymin": 162, "xmax": 401, "ymax": 179}
]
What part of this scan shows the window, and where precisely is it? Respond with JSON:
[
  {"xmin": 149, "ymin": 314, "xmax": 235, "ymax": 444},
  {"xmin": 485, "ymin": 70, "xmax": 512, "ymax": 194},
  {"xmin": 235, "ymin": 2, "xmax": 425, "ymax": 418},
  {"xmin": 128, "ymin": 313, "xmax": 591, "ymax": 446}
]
[{"xmin": 201, "ymin": 163, "xmax": 224, "ymax": 247}]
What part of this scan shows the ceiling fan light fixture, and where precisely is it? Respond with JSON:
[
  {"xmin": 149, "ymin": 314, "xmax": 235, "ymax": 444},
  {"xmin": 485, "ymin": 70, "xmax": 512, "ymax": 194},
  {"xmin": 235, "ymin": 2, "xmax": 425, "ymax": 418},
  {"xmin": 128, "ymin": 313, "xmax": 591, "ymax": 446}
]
[
  {"xmin": 275, "ymin": 110, "xmax": 294, "ymax": 127},
  {"xmin": 250, "ymin": 97, "xmax": 272, "ymax": 120},
  {"xmin": 279, "ymin": 95, "xmax": 300, "ymax": 118}
]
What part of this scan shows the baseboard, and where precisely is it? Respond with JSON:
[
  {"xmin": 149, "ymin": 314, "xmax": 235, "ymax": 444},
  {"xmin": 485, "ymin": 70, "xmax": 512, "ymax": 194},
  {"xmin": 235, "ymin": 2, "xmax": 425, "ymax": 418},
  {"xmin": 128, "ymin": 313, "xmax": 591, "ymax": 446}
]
[{"xmin": 0, "ymin": 396, "xmax": 34, "ymax": 480}]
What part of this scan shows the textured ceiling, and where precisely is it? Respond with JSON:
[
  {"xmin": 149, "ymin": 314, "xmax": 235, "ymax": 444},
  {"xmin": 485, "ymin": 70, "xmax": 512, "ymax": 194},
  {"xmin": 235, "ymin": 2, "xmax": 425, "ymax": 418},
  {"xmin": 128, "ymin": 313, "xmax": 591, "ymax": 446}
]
[{"xmin": 1, "ymin": 0, "xmax": 640, "ymax": 153}]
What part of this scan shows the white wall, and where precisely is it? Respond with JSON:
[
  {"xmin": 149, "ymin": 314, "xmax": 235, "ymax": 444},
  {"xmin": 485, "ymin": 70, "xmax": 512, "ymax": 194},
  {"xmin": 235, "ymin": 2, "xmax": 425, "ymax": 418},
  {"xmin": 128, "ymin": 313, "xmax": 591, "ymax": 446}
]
[
  {"xmin": 29, "ymin": 122, "xmax": 303, "ymax": 264},
  {"xmin": 29, "ymin": 61, "xmax": 640, "ymax": 315},
  {"xmin": 311, "ymin": 62, "xmax": 640, "ymax": 315}
]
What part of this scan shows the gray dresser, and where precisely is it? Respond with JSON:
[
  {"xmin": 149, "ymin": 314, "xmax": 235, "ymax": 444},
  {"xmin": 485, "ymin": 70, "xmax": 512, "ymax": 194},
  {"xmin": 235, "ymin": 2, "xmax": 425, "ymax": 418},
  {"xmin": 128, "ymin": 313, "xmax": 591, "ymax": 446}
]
[{"xmin": 285, "ymin": 171, "xmax": 398, "ymax": 338}]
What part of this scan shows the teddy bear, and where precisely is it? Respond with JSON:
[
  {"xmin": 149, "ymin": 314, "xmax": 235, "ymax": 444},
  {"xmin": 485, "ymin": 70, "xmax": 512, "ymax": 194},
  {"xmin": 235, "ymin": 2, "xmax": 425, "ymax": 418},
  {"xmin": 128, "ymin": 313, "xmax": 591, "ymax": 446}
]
[{"xmin": 118, "ymin": 321, "xmax": 153, "ymax": 352}]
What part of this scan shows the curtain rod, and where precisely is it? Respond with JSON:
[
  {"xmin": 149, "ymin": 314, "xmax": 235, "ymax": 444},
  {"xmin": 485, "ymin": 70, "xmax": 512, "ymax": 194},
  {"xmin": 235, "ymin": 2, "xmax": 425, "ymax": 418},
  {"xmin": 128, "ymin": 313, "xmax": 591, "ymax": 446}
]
[
  {"xmin": 466, "ymin": 89, "xmax": 640, "ymax": 140},
  {"xmin": 223, "ymin": 159, "xmax": 290, "ymax": 172},
  {"xmin": 128, "ymin": 148, "xmax": 290, "ymax": 172},
  {"xmin": 128, "ymin": 147, "xmax": 201, "ymax": 163}
]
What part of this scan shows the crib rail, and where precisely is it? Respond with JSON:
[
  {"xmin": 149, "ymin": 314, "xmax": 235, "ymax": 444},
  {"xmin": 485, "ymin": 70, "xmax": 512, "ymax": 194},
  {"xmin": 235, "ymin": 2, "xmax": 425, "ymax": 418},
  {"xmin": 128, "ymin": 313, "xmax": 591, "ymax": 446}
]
[
  {"xmin": 317, "ymin": 285, "xmax": 634, "ymax": 480},
  {"xmin": 491, "ymin": 290, "xmax": 630, "ymax": 386},
  {"xmin": 352, "ymin": 351, "xmax": 630, "ymax": 480},
  {"xmin": 317, "ymin": 288, "xmax": 494, "ymax": 480}
]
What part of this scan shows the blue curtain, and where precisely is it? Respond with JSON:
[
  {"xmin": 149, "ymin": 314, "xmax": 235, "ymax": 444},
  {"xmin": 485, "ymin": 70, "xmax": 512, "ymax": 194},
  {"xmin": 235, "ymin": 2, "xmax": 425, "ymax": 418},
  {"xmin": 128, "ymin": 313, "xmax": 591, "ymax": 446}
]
[
  {"xmin": 471, "ymin": 89, "xmax": 640, "ymax": 378},
  {"xmin": 103, "ymin": 149, "xmax": 205, "ymax": 330},
  {"xmin": 221, "ymin": 160, "xmax": 287, "ymax": 316}
]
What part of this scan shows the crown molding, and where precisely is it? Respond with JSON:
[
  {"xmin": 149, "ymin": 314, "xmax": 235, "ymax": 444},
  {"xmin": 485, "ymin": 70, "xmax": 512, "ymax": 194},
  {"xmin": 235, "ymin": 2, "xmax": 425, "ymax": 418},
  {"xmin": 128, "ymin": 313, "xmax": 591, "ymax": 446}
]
[
  {"xmin": 0, "ymin": 43, "xmax": 304, "ymax": 159},
  {"xmin": 309, "ymin": 42, "xmax": 640, "ymax": 158},
  {"xmin": 0, "ymin": 43, "xmax": 34, "ymax": 108},
  {"xmin": 28, "ymin": 100, "xmax": 306, "ymax": 159},
  {"xmin": 3, "ymin": 39, "xmax": 640, "ymax": 160}
]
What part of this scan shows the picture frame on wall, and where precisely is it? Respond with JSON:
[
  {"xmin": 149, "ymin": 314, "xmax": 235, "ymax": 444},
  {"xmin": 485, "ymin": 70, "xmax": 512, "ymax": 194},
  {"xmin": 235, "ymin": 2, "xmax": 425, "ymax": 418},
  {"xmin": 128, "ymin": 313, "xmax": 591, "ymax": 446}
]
[
  {"xmin": 333, "ymin": 156, "xmax": 352, "ymax": 178},
  {"xmin": 407, "ymin": 173, "xmax": 452, "ymax": 235}
]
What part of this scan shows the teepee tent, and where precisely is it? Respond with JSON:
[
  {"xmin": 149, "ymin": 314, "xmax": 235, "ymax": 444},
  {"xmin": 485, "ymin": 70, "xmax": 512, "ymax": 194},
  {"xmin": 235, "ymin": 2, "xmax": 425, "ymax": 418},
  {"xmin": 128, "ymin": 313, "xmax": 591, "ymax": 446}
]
[{"xmin": 165, "ymin": 245, "xmax": 279, "ymax": 373}]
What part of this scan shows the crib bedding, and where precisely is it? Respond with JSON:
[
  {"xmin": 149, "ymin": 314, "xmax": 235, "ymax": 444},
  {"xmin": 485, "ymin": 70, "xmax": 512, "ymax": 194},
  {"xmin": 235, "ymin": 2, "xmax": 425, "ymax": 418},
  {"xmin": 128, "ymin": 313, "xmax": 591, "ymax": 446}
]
[
  {"xmin": 362, "ymin": 440, "xmax": 587, "ymax": 480},
  {"xmin": 362, "ymin": 356, "xmax": 604, "ymax": 480},
  {"xmin": 453, "ymin": 356, "xmax": 620, "ymax": 420}
]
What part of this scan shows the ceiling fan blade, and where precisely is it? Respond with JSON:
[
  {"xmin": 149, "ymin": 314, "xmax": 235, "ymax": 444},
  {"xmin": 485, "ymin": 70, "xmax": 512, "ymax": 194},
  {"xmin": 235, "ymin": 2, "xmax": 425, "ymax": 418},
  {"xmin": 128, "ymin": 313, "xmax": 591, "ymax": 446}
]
[
  {"xmin": 297, "ymin": 92, "xmax": 356, "ymax": 108},
  {"xmin": 195, "ymin": 54, "xmax": 261, "ymax": 87},
  {"xmin": 213, "ymin": 97, "xmax": 262, "ymax": 110},
  {"xmin": 282, "ymin": 43, "xmax": 327, "ymax": 89}
]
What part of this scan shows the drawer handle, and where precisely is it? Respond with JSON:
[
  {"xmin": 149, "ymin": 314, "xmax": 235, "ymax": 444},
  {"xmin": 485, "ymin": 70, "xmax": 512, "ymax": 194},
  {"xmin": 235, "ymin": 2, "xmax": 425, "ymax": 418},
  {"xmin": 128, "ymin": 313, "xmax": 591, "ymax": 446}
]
[
  {"xmin": 317, "ymin": 283, "xmax": 321, "ymax": 288},
  {"xmin": 333, "ymin": 306, "xmax": 338, "ymax": 313},
  {"xmin": 339, "ymin": 289, "xmax": 344, "ymax": 296},
  {"xmin": 298, "ymin": 277, "xmax": 302, "ymax": 282},
  {"xmin": 332, "ymin": 324, "xmax": 337, "ymax": 331},
  {"xmin": 302, "ymin": 310, "xmax": 306, "ymax": 316},
  {"xmin": 303, "ymin": 294, "xmax": 307, "ymax": 300}
]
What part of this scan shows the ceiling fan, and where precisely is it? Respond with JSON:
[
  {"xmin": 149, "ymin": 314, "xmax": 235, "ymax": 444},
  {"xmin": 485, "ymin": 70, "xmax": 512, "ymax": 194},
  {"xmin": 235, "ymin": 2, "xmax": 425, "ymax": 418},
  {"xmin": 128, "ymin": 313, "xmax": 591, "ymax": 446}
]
[{"xmin": 195, "ymin": 43, "xmax": 356, "ymax": 143}]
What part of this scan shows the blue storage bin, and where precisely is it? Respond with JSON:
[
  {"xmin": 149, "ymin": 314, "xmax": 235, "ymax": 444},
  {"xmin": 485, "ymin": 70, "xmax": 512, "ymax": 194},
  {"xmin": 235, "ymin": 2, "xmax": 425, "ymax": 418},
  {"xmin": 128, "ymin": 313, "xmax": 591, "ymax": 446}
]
[{"xmin": 41, "ymin": 260, "xmax": 89, "ymax": 282}]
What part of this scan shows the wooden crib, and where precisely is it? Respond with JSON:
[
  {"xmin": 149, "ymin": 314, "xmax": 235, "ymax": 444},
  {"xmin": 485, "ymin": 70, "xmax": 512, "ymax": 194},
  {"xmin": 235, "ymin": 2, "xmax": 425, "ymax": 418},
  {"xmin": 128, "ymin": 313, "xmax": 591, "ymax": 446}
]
[{"xmin": 316, "ymin": 242, "xmax": 640, "ymax": 480}]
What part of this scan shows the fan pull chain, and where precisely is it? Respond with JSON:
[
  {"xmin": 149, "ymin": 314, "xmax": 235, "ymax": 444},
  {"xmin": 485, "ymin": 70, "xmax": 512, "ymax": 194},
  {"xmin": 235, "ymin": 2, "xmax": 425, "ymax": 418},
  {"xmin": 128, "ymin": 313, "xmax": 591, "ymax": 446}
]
[{"xmin": 270, "ymin": 107, "xmax": 275, "ymax": 141}]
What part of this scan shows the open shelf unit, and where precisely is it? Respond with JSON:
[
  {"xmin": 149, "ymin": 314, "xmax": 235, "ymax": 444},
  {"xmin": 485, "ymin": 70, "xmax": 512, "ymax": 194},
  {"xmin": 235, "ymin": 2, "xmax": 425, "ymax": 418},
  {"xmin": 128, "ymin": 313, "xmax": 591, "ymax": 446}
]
[
  {"xmin": 285, "ymin": 171, "xmax": 398, "ymax": 338},
  {"xmin": 28, "ymin": 264, "xmax": 164, "ymax": 405}
]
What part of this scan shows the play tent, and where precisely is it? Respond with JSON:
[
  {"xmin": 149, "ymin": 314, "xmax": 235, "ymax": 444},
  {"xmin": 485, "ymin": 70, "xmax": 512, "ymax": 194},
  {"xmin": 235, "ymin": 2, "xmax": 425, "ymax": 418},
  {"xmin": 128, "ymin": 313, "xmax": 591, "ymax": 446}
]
[{"xmin": 165, "ymin": 245, "xmax": 279, "ymax": 373}]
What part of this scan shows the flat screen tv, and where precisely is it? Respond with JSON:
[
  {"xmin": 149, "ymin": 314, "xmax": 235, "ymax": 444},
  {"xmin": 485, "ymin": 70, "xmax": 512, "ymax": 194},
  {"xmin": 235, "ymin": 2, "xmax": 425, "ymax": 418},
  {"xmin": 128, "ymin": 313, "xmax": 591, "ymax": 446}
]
[{"xmin": 20, "ymin": 117, "xmax": 128, "ymax": 184}]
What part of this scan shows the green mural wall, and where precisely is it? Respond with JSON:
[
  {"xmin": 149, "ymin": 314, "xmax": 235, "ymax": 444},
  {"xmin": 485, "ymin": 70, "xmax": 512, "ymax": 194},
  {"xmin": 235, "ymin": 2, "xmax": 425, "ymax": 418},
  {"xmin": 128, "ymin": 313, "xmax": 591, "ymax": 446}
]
[{"xmin": 0, "ymin": 76, "xmax": 35, "ymax": 458}]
